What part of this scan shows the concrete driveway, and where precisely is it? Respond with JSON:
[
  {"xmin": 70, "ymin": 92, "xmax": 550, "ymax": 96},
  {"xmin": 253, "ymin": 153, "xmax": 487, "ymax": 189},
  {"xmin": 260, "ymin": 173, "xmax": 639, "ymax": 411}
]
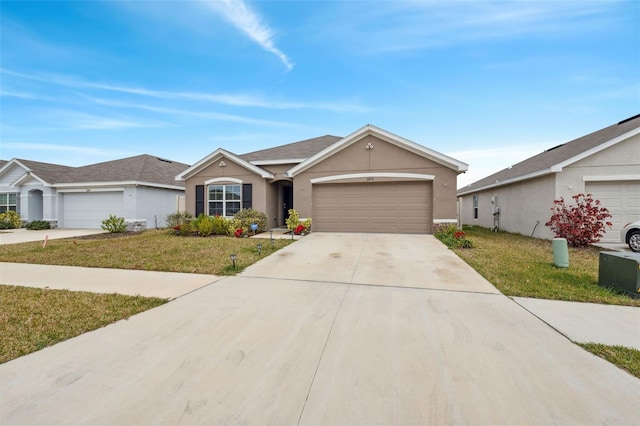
[
  {"xmin": 1, "ymin": 233, "xmax": 639, "ymax": 424},
  {"xmin": 0, "ymin": 228, "xmax": 105, "ymax": 245}
]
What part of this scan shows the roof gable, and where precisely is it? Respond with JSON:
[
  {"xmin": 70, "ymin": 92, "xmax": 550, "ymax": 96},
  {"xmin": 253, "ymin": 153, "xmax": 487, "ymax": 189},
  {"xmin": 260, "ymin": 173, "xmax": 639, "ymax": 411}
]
[
  {"xmin": 0, "ymin": 159, "xmax": 74, "ymax": 185},
  {"xmin": 458, "ymin": 114, "xmax": 640, "ymax": 195},
  {"xmin": 175, "ymin": 149, "xmax": 274, "ymax": 181},
  {"xmin": 286, "ymin": 124, "xmax": 468, "ymax": 177},
  {"xmin": 240, "ymin": 135, "xmax": 342, "ymax": 164}
]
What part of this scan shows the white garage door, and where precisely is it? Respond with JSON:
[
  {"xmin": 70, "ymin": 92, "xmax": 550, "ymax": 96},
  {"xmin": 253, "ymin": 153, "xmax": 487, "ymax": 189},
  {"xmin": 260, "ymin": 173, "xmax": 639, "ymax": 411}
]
[
  {"xmin": 313, "ymin": 181, "xmax": 432, "ymax": 234},
  {"xmin": 586, "ymin": 181, "xmax": 640, "ymax": 242},
  {"xmin": 61, "ymin": 192, "xmax": 124, "ymax": 229}
]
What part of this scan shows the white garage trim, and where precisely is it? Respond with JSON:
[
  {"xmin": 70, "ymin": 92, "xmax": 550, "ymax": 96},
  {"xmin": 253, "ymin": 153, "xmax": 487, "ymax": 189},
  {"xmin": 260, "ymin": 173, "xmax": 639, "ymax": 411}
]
[
  {"xmin": 310, "ymin": 173, "xmax": 435, "ymax": 184},
  {"xmin": 583, "ymin": 175, "xmax": 640, "ymax": 182},
  {"xmin": 57, "ymin": 188, "xmax": 124, "ymax": 193}
]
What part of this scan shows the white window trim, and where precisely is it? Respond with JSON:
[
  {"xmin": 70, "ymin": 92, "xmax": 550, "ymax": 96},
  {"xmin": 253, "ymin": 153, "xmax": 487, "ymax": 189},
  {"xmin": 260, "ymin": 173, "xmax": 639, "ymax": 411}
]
[
  {"xmin": 207, "ymin": 183, "xmax": 242, "ymax": 217},
  {"xmin": 0, "ymin": 192, "xmax": 18, "ymax": 212},
  {"xmin": 204, "ymin": 177, "xmax": 243, "ymax": 185}
]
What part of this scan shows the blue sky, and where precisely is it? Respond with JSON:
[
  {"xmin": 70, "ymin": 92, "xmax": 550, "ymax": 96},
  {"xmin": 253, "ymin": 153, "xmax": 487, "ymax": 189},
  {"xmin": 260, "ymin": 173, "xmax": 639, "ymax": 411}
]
[{"xmin": 1, "ymin": 0, "xmax": 638, "ymax": 188}]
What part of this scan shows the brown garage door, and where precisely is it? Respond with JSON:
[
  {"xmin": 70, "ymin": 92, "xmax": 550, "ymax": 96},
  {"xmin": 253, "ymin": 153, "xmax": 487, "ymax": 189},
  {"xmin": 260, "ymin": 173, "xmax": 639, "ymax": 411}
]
[{"xmin": 313, "ymin": 181, "xmax": 432, "ymax": 233}]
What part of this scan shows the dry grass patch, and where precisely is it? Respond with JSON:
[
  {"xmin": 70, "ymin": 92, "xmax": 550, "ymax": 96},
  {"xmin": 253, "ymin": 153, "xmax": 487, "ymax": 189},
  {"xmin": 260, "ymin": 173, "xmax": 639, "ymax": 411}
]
[
  {"xmin": 0, "ymin": 229, "xmax": 293, "ymax": 275},
  {"xmin": 453, "ymin": 226, "xmax": 639, "ymax": 306},
  {"xmin": 0, "ymin": 285, "xmax": 166, "ymax": 363},
  {"xmin": 578, "ymin": 343, "xmax": 640, "ymax": 379}
]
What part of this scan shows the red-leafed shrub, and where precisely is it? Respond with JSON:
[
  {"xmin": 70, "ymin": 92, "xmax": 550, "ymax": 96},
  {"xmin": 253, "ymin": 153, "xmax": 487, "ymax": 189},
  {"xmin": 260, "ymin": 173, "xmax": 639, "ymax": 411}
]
[{"xmin": 544, "ymin": 193, "xmax": 612, "ymax": 247}]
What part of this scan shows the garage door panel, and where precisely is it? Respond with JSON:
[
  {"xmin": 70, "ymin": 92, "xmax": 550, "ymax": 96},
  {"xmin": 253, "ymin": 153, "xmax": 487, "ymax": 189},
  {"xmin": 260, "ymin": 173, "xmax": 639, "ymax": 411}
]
[
  {"xmin": 62, "ymin": 192, "xmax": 124, "ymax": 229},
  {"xmin": 586, "ymin": 181, "xmax": 640, "ymax": 242},
  {"xmin": 313, "ymin": 182, "xmax": 432, "ymax": 234}
]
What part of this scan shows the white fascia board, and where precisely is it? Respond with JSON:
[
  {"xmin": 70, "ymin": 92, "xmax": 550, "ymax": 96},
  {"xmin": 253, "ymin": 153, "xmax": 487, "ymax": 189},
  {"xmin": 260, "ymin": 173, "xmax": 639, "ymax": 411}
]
[
  {"xmin": 250, "ymin": 158, "xmax": 306, "ymax": 166},
  {"xmin": 583, "ymin": 174, "xmax": 640, "ymax": 182},
  {"xmin": 287, "ymin": 124, "xmax": 468, "ymax": 177},
  {"xmin": 54, "ymin": 181, "xmax": 185, "ymax": 191},
  {"xmin": 457, "ymin": 169, "xmax": 556, "ymax": 196},
  {"xmin": 553, "ymin": 127, "xmax": 640, "ymax": 171},
  {"xmin": 310, "ymin": 172, "xmax": 435, "ymax": 184},
  {"xmin": 57, "ymin": 188, "xmax": 125, "ymax": 193},
  {"xmin": 175, "ymin": 148, "xmax": 273, "ymax": 181}
]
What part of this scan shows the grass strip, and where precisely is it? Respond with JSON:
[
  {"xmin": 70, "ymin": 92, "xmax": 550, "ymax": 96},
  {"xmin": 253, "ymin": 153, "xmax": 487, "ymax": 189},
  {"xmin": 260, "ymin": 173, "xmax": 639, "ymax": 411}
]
[
  {"xmin": 578, "ymin": 343, "xmax": 640, "ymax": 379},
  {"xmin": 0, "ymin": 285, "xmax": 167, "ymax": 363},
  {"xmin": 452, "ymin": 226, "xmax": 639, "ymax": 306}
]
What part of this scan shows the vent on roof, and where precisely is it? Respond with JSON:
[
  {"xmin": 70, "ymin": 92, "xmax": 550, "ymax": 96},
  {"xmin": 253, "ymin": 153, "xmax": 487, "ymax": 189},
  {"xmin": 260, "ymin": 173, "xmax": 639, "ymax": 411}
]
[
  {"xmin": 156, "ymin": 157, "xmax": 173, "ymax": 163},
  {"xmin": 618, "ymin": 113, "xmax": 640, "ymax": 125},
  {"xmin": 545, "ymin": 143, "xmax": 565, "ymax": 152}
]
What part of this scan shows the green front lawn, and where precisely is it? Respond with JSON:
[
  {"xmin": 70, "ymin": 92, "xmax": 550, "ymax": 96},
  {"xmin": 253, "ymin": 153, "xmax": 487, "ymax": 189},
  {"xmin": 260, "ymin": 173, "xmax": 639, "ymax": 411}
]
[
  {"xmin": 453, "ymin": 226, "xmax": 639, "ymax": 306},
  {"xmin": 0, "ymin": 229, "xmax": 293, "ymax": 275},
  {"xmin": 0, "ymin": 285, "xmax": 166, "ymax": 363}
]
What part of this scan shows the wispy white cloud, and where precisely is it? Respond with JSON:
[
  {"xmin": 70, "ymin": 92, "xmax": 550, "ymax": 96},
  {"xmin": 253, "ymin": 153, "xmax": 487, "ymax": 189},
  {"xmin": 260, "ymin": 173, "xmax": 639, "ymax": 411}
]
[
  {"xmin": 1, "ymin": 68, "xmax": 365, "ymax": 112},
  {"xmin": 49, "ymin": 110, "xmax": 170, "ymax": 131},
  {"xmin": 323, "ymin": 1, "xmax": 626, "ymax": 53},
  {"xmin": 201, "ymin": 0, "xmax": 293, "ymax": 71},
  {"xmin": 2, "ymin": 142, "xmax": 119, "ymax": 156}
]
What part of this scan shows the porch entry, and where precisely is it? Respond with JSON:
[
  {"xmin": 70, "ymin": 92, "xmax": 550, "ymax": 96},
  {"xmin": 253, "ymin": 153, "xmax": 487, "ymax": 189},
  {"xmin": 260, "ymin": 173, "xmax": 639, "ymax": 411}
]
[{"xmin": 281, "ymin": 183, "xmax": 293, "ymax": 226}]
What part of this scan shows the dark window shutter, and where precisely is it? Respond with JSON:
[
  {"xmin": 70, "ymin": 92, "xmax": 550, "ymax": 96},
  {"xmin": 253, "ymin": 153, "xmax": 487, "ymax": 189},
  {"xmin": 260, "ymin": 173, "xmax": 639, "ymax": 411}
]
[
  {"xmin": 242, "ymin": 183, "xmax": 252, "ymax": 209},
  {"xmin": 195, "ymin": 185, "xmax": 204, "ymax": 216}
]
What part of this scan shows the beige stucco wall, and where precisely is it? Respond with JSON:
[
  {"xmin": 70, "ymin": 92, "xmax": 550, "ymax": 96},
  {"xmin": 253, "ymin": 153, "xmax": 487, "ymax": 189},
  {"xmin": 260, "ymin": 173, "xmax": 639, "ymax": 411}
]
[
  {"xmin": 293, "ymin": 135, "xmax": 460, "ymax": 223},
  {"xmin": 459, "ymin": 174, "xmax": 556, "ymax": 239},
  {"xmin": 183, "ymin": 156, "xmax": 269, "ymax": 217}
]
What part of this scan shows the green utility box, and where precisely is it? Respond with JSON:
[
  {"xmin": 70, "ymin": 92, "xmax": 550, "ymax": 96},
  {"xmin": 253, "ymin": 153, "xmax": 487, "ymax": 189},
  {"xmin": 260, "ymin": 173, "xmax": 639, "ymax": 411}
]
[{"xmin": 598, "ymin": 252, "xmax": 640, "ymax": 297}]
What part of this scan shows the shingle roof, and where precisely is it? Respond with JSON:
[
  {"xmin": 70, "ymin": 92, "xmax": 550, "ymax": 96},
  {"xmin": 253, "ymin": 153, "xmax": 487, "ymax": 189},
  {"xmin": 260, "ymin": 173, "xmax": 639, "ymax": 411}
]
[
  {"xmin": 13, "ymin": 155, "xmax": 189, "ymax": 187},
  {"xmin": 63, "ymin": 155, "xmax": 189, "ymax": 186},
  {"xmin": 240, "ymin": 135, "xmax": 342, "ymax": 162},
  {"xmin": 458, "ymin": 114, "xmax": 640, "ymax": 195},
  {"xmin": 15, "ymin": 159, "xmax": 77, "ymax": 183}
]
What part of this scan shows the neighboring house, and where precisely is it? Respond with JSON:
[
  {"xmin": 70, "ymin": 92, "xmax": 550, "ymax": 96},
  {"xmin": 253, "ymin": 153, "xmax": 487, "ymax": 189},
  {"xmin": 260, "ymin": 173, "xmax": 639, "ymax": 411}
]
[
  {"xmin": 176, "ymin": 124, "xmax": 468, "ymax": 234},
  {"xmin": 0, "ymin": 155, "xmax": 189, "ymax": 229},
  {"xmin": 457, "ymin": 114, "xmax": 640, "ymax": 242}
]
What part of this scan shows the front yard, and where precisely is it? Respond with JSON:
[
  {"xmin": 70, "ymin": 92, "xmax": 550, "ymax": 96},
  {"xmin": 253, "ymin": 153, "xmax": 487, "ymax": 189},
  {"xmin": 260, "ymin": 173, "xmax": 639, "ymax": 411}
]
[
  {"xmin": 453, "ymin": 226, "xmax": 640, "ymax": 307},
  {"xmin": 0, "ymin": 229, "xmax": 293, "ymax": 275}
]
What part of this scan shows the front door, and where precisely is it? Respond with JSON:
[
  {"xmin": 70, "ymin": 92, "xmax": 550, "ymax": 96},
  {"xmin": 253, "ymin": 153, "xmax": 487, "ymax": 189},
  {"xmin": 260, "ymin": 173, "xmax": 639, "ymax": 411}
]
[{"xmin": 282, "ymin": 185, "xmax": 293, "ymax": 226}]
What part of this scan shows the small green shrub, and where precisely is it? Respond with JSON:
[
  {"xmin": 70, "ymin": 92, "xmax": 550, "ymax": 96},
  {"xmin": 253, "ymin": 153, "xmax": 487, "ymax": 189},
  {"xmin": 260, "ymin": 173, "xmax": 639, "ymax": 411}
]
[
  {"xmin": 26, "ymin": 220, "xmax": 51, "ymax": 230},
  {"xmin": 234, "ymin": 208, "xmax": 267, "ymax": 234},
  {"xmin": 227, "ymin": 218, "xmax": 244, "ymax": 237},
  {"xmin": 212, "ymin": 215, "xmax": 231, "ymax": 235},
  {"xmin": 101, "ymin": 215, "xmax": 127, "ymax": 233},
  {"xmin": 0, "ymin": 211, "xmax": 22, "ymax": 229},
  {"xmin": 285, "ymin": 209, "xmax": 300, "ymax": 232},
  {"xmin": 435, "ymin": 224, "xmax": 473, "ymax": 249},
  {"xmin": 301, "ymin": 218, "xmax": 312, "ymax": 232},
  {"xmin": 166, "ymin": 211, "xmax": 193, "ymax": 228},
  {"xmin": 193, "ymin": 214, "xmax": 216, "ymax": 237}
]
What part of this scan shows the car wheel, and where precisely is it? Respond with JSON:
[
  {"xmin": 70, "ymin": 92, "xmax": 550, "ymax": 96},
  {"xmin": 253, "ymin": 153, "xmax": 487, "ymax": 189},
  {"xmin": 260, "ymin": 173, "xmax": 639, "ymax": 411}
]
[{"xmin": 629, "ymin": 230, "xmax": 640, "ymax": 252}]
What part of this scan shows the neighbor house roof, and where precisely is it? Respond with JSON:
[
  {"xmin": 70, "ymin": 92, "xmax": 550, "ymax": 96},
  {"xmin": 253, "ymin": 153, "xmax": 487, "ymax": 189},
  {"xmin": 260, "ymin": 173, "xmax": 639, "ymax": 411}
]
[
  {"xmin": 60, "ymin": 155, "xmax": 189, "ymax": 187},
  {"xmin": 1, "ymin": 155, "xmax": 189, "ymax": 189},
  {"xmin": 457, "ymin": 114, "xmax": 640, "ymax": 196},
  {"xmin": 240, "ymin": 135, "xmax": 342, "ymax": 164}
]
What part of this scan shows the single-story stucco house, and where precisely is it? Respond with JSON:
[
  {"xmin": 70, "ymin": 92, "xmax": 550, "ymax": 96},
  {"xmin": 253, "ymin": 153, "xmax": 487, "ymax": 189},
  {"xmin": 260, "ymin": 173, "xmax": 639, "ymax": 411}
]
[
  {"xmin": 457, "ymin": 114, "xmax": 640, "ymax": 242},
  {"xmin": 176, "ymin": 124, "xmax": 468, "ymax": 234},
  {"xmin": 0, "ymin": 154, "xmax": 189, "ymax": 229}
]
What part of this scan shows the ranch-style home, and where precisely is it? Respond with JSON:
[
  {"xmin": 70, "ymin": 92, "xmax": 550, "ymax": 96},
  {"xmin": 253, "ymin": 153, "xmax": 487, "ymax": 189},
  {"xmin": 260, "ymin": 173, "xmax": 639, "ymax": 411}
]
[
  {"xmin": 0, "ymin": 154, "xmax": 188, "ymax": 229},
  {"xmin": 457, "ymin": 114, "xmax": 640, "ymax": 242},
  {"xmin": 176, "ymin": 124, "xmax": 468, "ymax": 234}
]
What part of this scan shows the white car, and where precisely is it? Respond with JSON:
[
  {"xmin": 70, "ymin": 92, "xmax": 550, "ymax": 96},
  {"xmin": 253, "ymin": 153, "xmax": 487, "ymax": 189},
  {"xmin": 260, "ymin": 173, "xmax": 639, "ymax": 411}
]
[{"xmin": 621, "ymin": 221, "xmax": 640, "ymax": 252}]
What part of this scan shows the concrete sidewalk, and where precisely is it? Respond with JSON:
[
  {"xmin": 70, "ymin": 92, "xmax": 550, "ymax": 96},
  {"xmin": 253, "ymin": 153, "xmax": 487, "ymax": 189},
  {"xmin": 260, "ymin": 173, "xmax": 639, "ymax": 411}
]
[
  {"xmin": 0, "ymin": 263, "xmax": 220, "ymax": 299},
  {"xmin": 0, "ymin": 228, "xmax": 105, "ymax": 245},
  {"xmin": 514, "ymin": 297, "xmax": 640, "ymax": 350}
]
